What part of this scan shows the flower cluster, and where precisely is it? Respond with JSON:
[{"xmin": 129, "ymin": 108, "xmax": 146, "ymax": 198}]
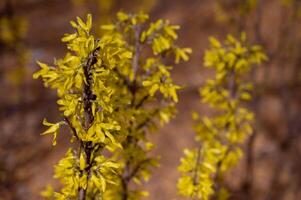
[
  {"xmin": 177, "ymin": 34, "xmax": 267, "ymax": 200},
  {"xmin": 34, "ymin": 12, "xmax": 191, "ymax": 200},
  {"xmin": 35, "ymin": 14, "xmax": 132, "ymax": 199},
  {"xmin": 100, "ymin": 11, "xmax": 191, "ymax": 200}
]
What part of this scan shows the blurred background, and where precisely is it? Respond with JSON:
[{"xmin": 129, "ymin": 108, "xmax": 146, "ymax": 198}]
[{"xmin": 1, "ymin": 0, "xmax": 301, "ymax": 199}]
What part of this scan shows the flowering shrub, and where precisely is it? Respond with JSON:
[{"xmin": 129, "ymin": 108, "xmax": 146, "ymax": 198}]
[
  {"xmin": 34, "ymin": 12, "xmax": 190, "ymax": 200},
  {"xmin": 177, "ymin": 34, "xmax": 267, "ymax": 200}
]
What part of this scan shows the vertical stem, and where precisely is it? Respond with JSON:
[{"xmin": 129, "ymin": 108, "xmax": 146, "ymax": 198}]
[
  {"xmin": 242, "ymin": 1, "xmax": 263, "ymax": 199},
  {"xmin": 120, "ymin": 24, "xmax": 141, "ymax": 200},
  {"xmin": 243, "ymin": 130, "xmax": 256, "ymax": 200},
  {"xmin": 78, "ymin": 47, "xmax": 99, "ymax": 200},
  {"xmin": 191, "ymin": 146, "xmax": 202, "ymax": 200},
  {"xmin": 254, "ymin": 0, "xmax": 263, "ymax": 44},
  {"xmin": 132, "ymin": 25, "xmax": 141, "ymax": 79},
  {"xmin": 213, "ymin": 69, "xmax": 237, "ymax": 198},
  {"xmin": 121, "ymin": 161, "xmax": 130, "ymax": 200},
  {"xmin": 121, "ymin": 179, "xmax": 128, "ymax": 200}
]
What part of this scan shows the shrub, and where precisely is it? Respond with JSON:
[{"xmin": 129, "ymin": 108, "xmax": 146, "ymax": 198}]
[
  {"xmin": 177, "ymin": 34, "xmax": 267, "ymax": 200},
  {"xmin": 34, "ymin": 12, "xmax": 191, "ymax": 200}
]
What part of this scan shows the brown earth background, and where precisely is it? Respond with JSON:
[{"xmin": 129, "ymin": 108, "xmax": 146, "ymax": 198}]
[{"xmin": 1, "ymin": 0, "xmax": 301, "ymax": 200}]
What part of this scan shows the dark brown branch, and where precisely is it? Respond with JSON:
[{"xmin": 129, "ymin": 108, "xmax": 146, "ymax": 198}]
[
  {"xmin": 191, "ymin": 146, "xmax": 202, "ymax": 200},
  {"xmin": 64, "ymin": 117, "xmax": 80, "ymax": 141},
  {"xmin": 125, "ymin": 158, "xmax": 150, "ymax": 182},
  {"xmin": 78, "ymin": 46, "xmax": 100, "ymax": 200},
  {"xmin": 192, "ymin": 146, "xmax": 202, "ymax": 185},
  {"xmin": 121, "ymin": 158, "xmax": 150, "ymax": 200},
  {"xmin": 134, "ymin": 95, "xmax": 149, "ymax": 109}
]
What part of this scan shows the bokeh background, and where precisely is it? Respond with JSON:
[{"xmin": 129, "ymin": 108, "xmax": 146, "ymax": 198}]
[{"xmin": 1, "ymin": 0, "xmax": 301, "ymax": 199}]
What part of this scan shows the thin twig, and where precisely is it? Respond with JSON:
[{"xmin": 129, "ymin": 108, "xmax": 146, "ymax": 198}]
[
  {"xmin": 242, "ymin": 1, "xmax": 264, "ymax": 198},
  {"xmin": 191, "ymin": 146, "xmax": 202, "ymax": 200},
  {"xmin": 120, "ymin": 24, "xmax": 142, "ymax": 200},
  {"xmin": 78, "ymin": 46, "xmax": 100, "ymax": 200}
]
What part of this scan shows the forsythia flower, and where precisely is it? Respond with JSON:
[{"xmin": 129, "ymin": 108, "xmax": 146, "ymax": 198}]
[
  {"xmin": 34, "ymin": 14, "xmax": 132, "ymax": 199},
  {"xmin": 177, "ymin": 33, "xmax": 267, "ymax": 200},
  {"xmin": 100, "ymin": 11, "xmax": 191, "ymax": 200},
  {"xmin": 34, "ymin": 12, "xmax": 191, "ymax": 200}
]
